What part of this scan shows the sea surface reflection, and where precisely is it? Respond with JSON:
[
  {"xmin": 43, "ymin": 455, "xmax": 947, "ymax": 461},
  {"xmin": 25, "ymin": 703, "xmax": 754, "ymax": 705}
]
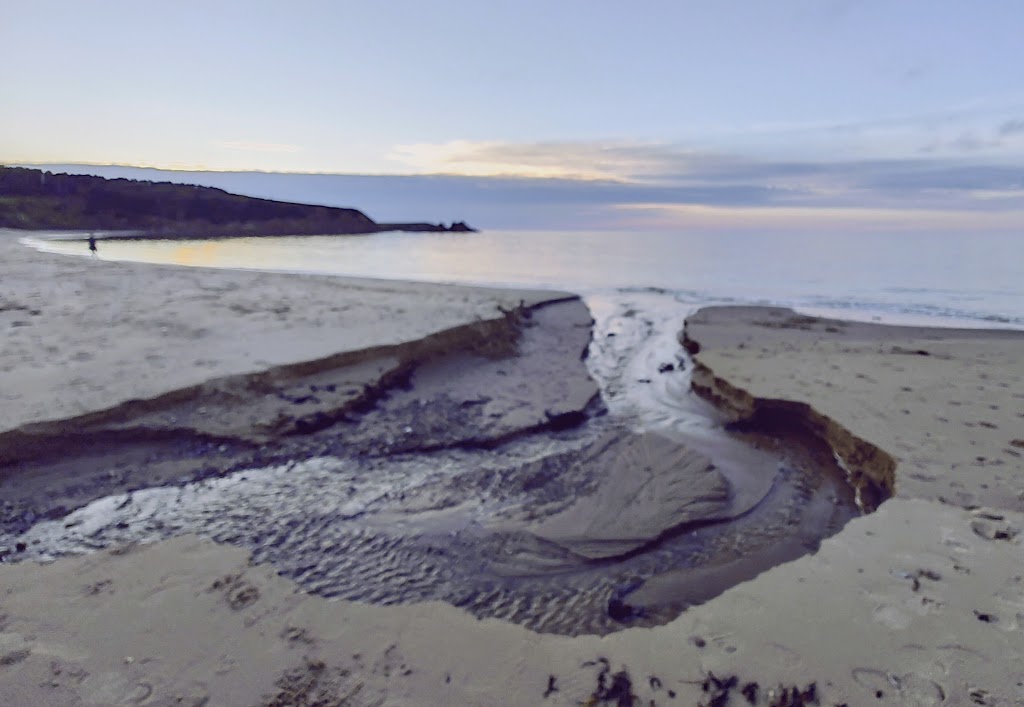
[{"xmin": 28, "ymin": 228, "xmax": 1024, "ymax": 330}]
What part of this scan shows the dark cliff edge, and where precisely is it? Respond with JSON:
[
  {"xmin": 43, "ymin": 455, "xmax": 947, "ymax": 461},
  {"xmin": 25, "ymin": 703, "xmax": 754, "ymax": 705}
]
[
  {"xmin": 377, "ymin": 221, "xmax": 477, "ymax": 233},
  {"xmin": 0, "ymin": 166, "xmax": 475, "ymax": 238}
]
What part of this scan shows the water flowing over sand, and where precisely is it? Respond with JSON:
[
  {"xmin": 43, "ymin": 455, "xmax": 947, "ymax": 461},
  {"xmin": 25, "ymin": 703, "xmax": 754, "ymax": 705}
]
[{"xmin": 7, "ymin": 294, "xmax": 857, "ymax": 635}]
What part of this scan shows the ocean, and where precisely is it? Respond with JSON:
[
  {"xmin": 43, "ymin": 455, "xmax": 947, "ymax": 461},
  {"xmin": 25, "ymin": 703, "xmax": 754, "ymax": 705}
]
[{"xmin": 26, "ymin": 228, "xmax": 1024, "ymax": 330}]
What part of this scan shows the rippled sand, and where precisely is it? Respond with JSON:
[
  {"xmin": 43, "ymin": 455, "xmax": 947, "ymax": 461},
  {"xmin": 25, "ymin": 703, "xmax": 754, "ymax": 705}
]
[{"xmin": 6, "ymin": 293, "xmax": 859, "ymax": 635}]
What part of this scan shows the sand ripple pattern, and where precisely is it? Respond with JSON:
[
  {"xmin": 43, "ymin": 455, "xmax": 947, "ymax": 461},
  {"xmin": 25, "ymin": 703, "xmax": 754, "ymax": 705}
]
[
  {"xmin": 8, "ymin": 292, "xmax": 858, "ymax": 635},
  {"xmin": 15, "ymin": 419, "xmax": 854, "ymax": 635}
]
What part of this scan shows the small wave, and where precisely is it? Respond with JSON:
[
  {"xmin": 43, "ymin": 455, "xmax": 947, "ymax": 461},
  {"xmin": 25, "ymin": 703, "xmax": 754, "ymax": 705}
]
[
  {"xmin": 605, "ymin": 286, "xmax": 1024, "ymax": 331},
  {"xmin": 885, "ymin": 285, "xmax": 1022, "ymax": 298},
  {"xmin": 796, "ymin": 297, "xmax": 1024, "ymax": 329}
]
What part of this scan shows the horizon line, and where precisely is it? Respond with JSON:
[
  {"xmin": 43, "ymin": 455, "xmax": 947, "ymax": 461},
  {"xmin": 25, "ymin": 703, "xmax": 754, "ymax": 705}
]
[{"xmin": 2, "ymin": 161, "xmax": 633, "ymax": 184}]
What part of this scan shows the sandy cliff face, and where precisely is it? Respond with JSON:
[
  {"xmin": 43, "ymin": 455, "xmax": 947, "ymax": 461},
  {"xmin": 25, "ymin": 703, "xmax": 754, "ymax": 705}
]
[
  {"xmin": 687, "ymin": 346, "xmax": 896, "ymax": 511},
  {"xmin": 682, "ymin": 305, "xmax": 1024, "ymax": 514}
]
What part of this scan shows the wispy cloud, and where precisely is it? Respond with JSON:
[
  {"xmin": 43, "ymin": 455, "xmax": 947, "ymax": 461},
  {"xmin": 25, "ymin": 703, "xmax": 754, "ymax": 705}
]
[
  {"xmin": 387, "ymin": 138, "xmax": 1024, "ymax": 212},
  {"xmin": 999, "ymin": 119, "xmax": 1024, "ymax": 137},
  {"xmin": 612, "ymin": 202, "xmax": 1024, "ymax": 232},
  {"xmin": 391, "ymin": 100, "xmax": 1024, "ymax": 181},
  {"xmin": 389, "ymin": 140, "xmax": 661, "ymax": 180},
  {"xmin": 391, "ymin": 138, "xmax": 822, "ymax": 183},
  {"xmin": 214, "ymin": 141, "xmax": 303, "ymax": 153},
  {"xmin": 899, "ymin": 64, "xmax": 931, "ymax": 83},
  {"xmin": 35, "ymin": 162, "xmax": 1024, "ymax": 232}
]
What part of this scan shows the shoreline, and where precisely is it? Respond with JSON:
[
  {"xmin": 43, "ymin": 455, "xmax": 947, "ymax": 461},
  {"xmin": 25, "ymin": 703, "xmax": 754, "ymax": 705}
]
[
  {"xmin": 0, "ymin": 228, "xmax": 564, "ymax": 433},
  {"xmin": 1, "ymin": 236, "xmax": 1022, "ymax": 704}
]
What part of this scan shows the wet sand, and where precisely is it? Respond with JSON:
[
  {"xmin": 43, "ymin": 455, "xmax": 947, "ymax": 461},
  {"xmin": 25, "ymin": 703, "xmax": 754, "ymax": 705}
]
[
  {"xmin": 1, "ymin": 235, "xmax": 855, "ymax": 637},
  {"xmin": 1, "ymin": 233, "xmax": 1022, "ymax": 704}
]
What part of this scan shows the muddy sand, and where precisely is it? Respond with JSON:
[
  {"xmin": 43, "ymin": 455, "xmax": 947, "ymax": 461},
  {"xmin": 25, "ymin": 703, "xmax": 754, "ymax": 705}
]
[
  {"xmin": 1, "ymin": 233, "xmax": 852, "ymax": 637},
  {"xmin": 1, "ymin": 232, "xmax": 1023, "ymax": 705}
]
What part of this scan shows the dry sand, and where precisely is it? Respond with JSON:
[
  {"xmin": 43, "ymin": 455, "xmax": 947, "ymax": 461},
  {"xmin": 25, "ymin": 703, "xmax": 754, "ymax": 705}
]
[
  {"xmin": 0, "ymin": 231, "xmax": 555, "ymax": 433},
  {"xmin": 1, "ymin": 234, "xmax": 1023, "ymax": 705},
  {"xmin": 684, "ymin": 306, "xmax": 1024, "ymax": 513}
]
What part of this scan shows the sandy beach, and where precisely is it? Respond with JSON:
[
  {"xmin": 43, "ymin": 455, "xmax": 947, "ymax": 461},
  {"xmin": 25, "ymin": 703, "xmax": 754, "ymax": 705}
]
[{"xmin": 2, "ymin": 231, "xmax": 1023, "ymax": 706}]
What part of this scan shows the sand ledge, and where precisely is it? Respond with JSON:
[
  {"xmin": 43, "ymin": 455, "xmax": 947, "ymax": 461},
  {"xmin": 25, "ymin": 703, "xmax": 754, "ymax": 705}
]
[
  {"xmin": 685, "ymin": 348, "xmax": 896, "ymax": 511},
  {"xmin": 683, "ymin": 305, "xmax": 1024, "ymax": 512}
]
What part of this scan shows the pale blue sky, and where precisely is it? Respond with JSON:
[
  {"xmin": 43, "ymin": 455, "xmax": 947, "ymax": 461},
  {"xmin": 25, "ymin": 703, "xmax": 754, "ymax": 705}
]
[{"xmin": 3, "ymin": 1, "xmax": 1024, "ymax": 229}]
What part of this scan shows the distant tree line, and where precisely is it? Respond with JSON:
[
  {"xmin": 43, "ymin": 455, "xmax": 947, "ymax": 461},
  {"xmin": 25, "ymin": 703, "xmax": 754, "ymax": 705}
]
[{"xmin": 0, "ymin": 166, "xmax": 380, "ymax": 235}]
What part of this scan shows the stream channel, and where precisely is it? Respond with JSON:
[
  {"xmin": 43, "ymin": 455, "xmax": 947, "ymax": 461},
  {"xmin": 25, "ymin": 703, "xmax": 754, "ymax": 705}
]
[{"xmin": 5, "ymin": 290, "xmax": 859, "ymax": 636}]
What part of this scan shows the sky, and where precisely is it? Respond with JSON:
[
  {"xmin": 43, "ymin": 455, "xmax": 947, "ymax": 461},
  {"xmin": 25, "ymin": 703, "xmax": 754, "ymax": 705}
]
[{"xmin": 3, "ymin": 1, "xmax": 1024, "ymax": 230}]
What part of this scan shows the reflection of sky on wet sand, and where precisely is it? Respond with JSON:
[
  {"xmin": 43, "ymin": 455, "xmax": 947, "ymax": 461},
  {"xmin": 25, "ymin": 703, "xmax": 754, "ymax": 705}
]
[{"xmin": 170, "ymin": 241, "xmax": 223, "ymax": 267}]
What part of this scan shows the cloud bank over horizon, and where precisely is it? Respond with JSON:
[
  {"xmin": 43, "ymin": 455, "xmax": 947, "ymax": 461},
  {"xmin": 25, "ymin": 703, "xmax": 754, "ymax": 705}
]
[
  {"xmin": 4, "ymin": 1, "xmax": 1023, "ymax": 232},
  {"xmin": 17, "ymin": 144, "xmax": 1024, "ymax": 233}
]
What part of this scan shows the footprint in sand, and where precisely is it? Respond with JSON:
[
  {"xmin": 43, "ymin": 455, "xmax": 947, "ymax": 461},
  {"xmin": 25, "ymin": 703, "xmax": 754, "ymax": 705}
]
[
  {"xmin": 124, "ymin": 682, "xmax": 153, "ymax": 704},
  {"xmin": 0, "ymin": 648, "xmax": 31, "ymax": 667},
  {"xmin": 852, "ymin": 667, "xmax": 947, "ymax": 706},
  {"xmin": 969, "ymin": 516, "xmax": 1020, "ymax": 542},
  {"xmin": 207, "ymin": 574, "xmax": 260, "ymax": 610},
  {"xmin": 81, "ymin": 672, "xmax": 153, "ymax": 705},
  {"xmin": 872, "ymin": 604, "xmax": 912, "ymax": 630}
]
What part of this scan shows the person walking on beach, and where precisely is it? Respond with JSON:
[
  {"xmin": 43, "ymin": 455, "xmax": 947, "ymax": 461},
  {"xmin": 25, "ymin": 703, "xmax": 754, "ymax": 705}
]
[{"xmin": 88, "ymin": 235, "xmax": 98, "ymax": 256}]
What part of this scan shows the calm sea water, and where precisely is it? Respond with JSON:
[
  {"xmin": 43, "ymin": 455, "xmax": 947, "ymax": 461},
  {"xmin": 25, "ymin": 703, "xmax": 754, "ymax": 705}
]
[{"xmin": 26, "ymin": 229, "xmax": 1024, "ymax": 329}]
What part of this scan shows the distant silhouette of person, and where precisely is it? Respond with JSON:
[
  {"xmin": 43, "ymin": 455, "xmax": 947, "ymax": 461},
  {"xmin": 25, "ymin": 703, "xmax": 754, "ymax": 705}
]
[{"xmin": 88, "ymin": 235, "xmax": 97, "ymax": 256}]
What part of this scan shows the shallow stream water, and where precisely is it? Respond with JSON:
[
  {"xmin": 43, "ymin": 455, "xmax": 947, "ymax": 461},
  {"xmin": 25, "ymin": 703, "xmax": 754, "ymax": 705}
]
[{"xmin": 10, "ymin": 289, "xmax": 858, "ymax": 635}]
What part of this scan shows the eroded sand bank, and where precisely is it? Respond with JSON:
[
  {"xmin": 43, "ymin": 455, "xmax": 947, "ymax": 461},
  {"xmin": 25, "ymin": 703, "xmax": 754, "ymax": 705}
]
[
  {"xmin": 684, "ymin": 306, "xmax": 1024, "ymax": 512},
  {"xmin": 1, "ymin": 236, "xmax": 1022, "ymax": 705},
  {"xmin": 0, "ymin": 231, "xmax": 557, "ymax": 432},
  {"xmin": 3, "ymin": 236, "xmax": 849, "ymax": 639}
]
